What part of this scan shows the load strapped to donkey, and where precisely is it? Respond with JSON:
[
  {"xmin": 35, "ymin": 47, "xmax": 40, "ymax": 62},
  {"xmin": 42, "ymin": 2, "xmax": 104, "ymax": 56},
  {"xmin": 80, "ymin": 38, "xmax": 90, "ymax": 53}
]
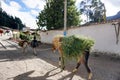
[
  {"xmin": 52, "ymin": 35, "xmax": 94, "ymax": 80},
  {"xmin": 18, "ymin": 31, "xmax": 40, "ymax": 55}
]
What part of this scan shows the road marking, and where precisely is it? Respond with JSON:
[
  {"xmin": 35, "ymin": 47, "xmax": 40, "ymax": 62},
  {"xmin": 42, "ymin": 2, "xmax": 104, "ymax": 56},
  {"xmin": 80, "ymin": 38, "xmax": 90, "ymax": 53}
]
[{"xmin": 0, "ymin": 42, "xmax": 7, "ymax": 49}]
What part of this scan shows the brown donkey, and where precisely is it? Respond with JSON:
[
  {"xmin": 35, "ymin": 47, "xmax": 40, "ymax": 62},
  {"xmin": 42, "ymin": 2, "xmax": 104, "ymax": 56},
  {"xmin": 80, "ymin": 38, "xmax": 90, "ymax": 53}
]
[
  {"xmin": 18, "ymin": 36, "xmax": 39, "ymax": 55},
  {"xmin": 52, "ymin": 35, "xmax": 93, "ymax": 80}
]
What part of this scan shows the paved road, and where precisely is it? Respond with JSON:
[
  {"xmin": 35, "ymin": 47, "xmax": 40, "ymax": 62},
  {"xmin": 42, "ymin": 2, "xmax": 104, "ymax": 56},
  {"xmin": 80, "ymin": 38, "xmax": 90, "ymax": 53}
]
[{"xmin": 0, "ymin": 35, "xmax": 120, "ymax": 80}]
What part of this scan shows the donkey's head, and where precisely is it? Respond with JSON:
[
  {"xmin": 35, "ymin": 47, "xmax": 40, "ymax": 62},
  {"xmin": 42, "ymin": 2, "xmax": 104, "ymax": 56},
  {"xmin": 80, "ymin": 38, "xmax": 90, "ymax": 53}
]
[{"xmin": 52, "ymin": 35, "xmax": 63, "ymax": 53}]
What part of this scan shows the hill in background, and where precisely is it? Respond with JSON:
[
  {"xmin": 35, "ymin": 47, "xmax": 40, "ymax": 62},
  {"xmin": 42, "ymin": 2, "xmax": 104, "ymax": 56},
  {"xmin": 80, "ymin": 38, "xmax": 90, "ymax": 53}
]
[{"xmin": 107, "ymin": 11, "xmax": 120, "ymax": 20}]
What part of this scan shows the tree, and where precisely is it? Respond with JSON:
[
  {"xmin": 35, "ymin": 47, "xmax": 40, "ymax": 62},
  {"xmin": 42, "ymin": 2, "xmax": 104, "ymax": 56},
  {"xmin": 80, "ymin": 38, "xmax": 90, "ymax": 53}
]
[
  {"xmin": 37, "ymin": 0, "xmax": 81, "ymax": 30},
  {"xmin": 0, "ymin": 10, "xmax": 25, "ymax": 30},
  {"xmin": 79, "ymin": 0, "xmax": 106, "ymax": 23}
]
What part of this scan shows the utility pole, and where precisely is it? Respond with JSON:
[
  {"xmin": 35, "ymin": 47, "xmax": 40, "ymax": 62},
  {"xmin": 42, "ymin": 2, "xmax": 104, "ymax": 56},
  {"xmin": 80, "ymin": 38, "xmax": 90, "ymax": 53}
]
[
  {"xmin": 85, "ymin": 0, "xmax": 91, "ymax": 23},
  {"xmin": 64, "ymin": 0, "xmax": 67, "ymax": 36}
]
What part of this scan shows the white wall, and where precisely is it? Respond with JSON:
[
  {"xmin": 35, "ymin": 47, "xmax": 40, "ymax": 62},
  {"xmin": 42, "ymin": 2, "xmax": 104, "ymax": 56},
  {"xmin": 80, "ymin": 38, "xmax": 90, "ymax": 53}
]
[{"xmin": 40, "ymin": 23, "xmax": 120, "ymax": 55}]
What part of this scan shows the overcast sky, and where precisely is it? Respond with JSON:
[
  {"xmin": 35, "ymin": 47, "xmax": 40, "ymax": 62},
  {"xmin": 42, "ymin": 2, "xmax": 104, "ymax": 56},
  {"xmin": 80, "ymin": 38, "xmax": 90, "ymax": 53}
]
[{"xmin": 1, "ymin": 0, "xmax": 120, "ymax": 29}]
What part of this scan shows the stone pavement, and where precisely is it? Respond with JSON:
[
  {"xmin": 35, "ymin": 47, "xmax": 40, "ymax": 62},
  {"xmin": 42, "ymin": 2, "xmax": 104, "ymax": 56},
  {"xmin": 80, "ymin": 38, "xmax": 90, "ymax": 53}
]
[{"xmin": 0, "ymin": 35, "xmax": 85, "ymax": 80}]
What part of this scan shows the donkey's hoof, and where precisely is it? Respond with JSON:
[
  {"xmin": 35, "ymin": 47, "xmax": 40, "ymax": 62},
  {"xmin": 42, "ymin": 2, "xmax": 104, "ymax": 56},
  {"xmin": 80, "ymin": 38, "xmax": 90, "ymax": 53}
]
[
  {"xmin": 61, "ymin": 66, "xmax": 65, "ymax": 70},
  {"xmin": 60, "ymin": 69, "xmax": 63, "ymax": 72},
  {"xmin": 88, "ymin": 73, "xmax": 92, "ymax": 80},
  {"xmin": 72, "ymin": 69, "xmax": 78, "ymax": 73},
  {"xmin": 60, "ymin": 68, "xmax": 64, "ymax": 72},
  {"xmin": 60, "ymin": 66, "xmax": 65, "ymax": 72}
]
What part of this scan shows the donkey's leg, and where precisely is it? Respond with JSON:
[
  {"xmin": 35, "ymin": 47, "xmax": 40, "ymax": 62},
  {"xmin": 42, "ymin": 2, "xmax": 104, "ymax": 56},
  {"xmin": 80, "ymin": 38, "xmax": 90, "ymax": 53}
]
[
  {"xmin": 58, "ymin": 49, "xmax": 62, "ymax": 68},
  {"xmin": 59, "ymin": 57, "xmax": 61, "ymax": 67},
  {"xmin": 22, "ymin": 42, "xmax": 27, "ymax": 53},
  {"xmin": 61, "ymin": 56, "xmax": 65, "ymax": 70},
  {"xmin": 58, "ymin": 57, "xmax": 65, "ymax": 70},
  {"xmin": 84, "ymin": 51, "xmax": 92, "ymax": 80},
  {"xmin": 58, "ymin": 56, "xmax": 65, "ymax": 71},
  {"xmin": 23, "ymin": 42, "xmax": 28, "ymax": 53},
  {"xmin": 58, "ymin": 49, "xmax": 65, "ymax": 71},
  {"xmin": 23, "ymin": 47, "xmax": 25, "ymax": 53},
  {"xmin": 72, "ymin": 56, "xmax": 82, "ymax": 73}
]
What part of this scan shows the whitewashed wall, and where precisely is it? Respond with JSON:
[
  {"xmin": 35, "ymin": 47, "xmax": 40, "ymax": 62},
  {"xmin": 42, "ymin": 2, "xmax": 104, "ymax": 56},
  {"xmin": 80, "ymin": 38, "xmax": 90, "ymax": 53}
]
[{"xmin": 40, "ymin": 23, "xmax": 120, "ymax": 55}]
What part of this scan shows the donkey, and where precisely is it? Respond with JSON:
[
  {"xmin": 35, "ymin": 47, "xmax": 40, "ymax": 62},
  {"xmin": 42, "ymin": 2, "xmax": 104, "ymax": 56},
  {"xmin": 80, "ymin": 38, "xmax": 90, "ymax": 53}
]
[
  {"xmin": 18, "ymin": 36, "xmax": 39, "ymax": 56},
  {"xmin": 52, "ymin": 35, "xmax": 93, "ymax": 80}
]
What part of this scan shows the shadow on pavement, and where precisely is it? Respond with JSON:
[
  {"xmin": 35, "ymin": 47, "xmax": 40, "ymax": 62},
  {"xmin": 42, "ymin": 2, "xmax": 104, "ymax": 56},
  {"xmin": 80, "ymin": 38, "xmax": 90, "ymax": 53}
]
[
  {"xmin": 0, "ymin": 43, "xmax": 53, "ymax": 62},
  {"xmin": 13, "ymin": 67, "xmax": 62, "ymax": 80},
  {"xmin": 13, "ymin": 67, "xmax": 77, "ymax": 80}
]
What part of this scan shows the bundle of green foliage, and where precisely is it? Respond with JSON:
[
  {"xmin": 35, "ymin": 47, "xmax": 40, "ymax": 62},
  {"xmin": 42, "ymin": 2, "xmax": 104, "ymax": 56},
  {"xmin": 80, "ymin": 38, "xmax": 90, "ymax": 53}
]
[
  {"xmin": 61, "ymin": 35, "xmax": 94, "ymax": 59},
  {"xmin": 19, "ymin": 32, "xmax": 33, "ymax": 41}
]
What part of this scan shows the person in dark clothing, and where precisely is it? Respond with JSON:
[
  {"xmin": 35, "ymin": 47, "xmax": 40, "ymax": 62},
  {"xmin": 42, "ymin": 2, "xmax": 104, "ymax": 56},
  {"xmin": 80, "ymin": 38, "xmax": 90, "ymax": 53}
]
[{"xmin": 31, "ymin": 36, "xmax": 38, "ymax": 55}]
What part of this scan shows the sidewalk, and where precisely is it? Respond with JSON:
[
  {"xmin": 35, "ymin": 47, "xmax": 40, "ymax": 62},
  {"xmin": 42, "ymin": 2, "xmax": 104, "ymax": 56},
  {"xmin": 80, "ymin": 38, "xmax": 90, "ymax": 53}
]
[{"xmin": 0, "ymin": 34, "xmax": 20, "ymax": 50}]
